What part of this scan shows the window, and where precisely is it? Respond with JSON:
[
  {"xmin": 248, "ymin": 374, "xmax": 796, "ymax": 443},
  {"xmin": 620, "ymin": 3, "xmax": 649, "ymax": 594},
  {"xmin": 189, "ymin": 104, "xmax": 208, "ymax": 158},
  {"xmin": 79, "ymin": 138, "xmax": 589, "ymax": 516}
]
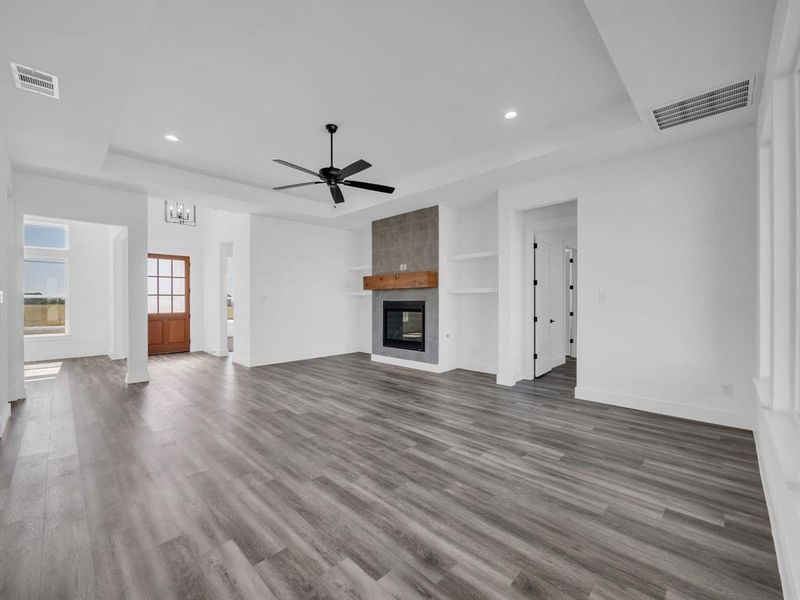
[
  {"xmin": 24, "ymin": 259, "xmax": 67, "ymax": 335},
  {"xmin": 24, "ymin": 222, "xmax": 68, "ymax": 249},
  {"xmin": 147, "ymin": 256, "xmax": 187, "ymax": 314}
]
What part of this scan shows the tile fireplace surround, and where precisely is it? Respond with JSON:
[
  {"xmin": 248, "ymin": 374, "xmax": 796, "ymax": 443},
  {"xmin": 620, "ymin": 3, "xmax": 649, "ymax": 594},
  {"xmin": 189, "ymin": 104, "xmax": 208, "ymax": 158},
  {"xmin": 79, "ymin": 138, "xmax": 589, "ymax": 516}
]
[{"xmin": 371, "ymin": 206, "xmax": 439, "ymax": 364}]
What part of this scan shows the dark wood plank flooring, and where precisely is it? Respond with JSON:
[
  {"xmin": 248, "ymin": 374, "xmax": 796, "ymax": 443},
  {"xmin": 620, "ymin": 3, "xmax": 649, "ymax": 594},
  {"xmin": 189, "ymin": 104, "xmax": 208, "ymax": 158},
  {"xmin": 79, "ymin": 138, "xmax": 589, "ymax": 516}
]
[{"xmin": 0, "ymin": 353, "xmax": 781, "ymax": 599}]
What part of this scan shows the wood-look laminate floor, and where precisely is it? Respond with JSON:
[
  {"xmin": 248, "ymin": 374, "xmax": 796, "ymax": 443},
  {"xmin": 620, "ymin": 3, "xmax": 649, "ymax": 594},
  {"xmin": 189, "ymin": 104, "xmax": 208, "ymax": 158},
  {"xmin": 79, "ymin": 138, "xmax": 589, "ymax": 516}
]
[{"xmin": 0, "ymin": 353, "xmax": 781, "ymax": 600}]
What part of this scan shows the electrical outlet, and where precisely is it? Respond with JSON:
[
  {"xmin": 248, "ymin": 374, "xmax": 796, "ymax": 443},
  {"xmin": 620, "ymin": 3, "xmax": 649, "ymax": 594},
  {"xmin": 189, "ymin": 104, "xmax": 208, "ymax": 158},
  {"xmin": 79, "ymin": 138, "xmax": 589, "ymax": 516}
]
[{"xmin": 721, "ymin": 384, "xmax": 734, "ymax": 397}]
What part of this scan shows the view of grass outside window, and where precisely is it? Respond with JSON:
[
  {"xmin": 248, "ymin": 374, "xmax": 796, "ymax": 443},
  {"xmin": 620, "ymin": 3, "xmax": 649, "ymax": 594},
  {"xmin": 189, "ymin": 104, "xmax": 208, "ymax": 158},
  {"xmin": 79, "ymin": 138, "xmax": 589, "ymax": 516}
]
[{"xmin": 24, "ymin": 259, "xmax": 67, "ymax": 335}]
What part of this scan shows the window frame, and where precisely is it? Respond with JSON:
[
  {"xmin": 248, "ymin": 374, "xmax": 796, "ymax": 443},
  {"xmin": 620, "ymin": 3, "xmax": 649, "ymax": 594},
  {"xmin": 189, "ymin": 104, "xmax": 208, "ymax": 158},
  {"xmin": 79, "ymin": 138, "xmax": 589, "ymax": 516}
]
[
  {"xmin": 23, "ymin": 220, "xmax": 69, "ymax": 251},
  {"xmin": 147, "ymin": 253, "xmax": 189, "ymax": 316},
  {"xmin": 23, "ymin": 255, "xmax": 69, "ymax": 337}
]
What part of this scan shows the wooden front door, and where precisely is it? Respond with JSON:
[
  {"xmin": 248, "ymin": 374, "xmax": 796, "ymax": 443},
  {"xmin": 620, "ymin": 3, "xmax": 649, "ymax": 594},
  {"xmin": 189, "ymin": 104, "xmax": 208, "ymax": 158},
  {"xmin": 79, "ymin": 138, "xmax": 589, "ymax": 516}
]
[{"xmin": 148, "ymin": 254, "xmax": 190, "ymax": 355}]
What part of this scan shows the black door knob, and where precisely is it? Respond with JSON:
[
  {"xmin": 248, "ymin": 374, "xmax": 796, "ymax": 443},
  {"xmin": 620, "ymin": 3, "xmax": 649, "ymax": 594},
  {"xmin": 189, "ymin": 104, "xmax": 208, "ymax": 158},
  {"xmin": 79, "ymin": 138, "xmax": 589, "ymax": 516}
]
[{"xmin": 550, "ymin": 319, "xmax": 555, "ymax": 323}]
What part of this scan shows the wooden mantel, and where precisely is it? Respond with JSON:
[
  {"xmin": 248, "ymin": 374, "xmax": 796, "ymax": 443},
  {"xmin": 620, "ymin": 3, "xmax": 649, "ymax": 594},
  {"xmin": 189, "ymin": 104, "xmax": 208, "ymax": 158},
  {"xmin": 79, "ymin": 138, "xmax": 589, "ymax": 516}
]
[{"xmin": 363, "ymin": 271, "xmax": 438, "ymax": 290}]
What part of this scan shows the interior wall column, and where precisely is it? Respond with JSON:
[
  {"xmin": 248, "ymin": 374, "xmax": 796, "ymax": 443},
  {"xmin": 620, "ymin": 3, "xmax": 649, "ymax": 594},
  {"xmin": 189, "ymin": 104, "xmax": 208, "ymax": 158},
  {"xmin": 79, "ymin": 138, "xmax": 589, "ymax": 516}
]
[
  {"xmin": 757, "ymin": 143, "xmax": 773, "ymax": 392},
  {"xmin": 125, "ymin": 222, "xmax": 149, "ymax": 384},
  {"xmin": 108, "ymin": 229, "xmax": 128, "ymax": 360},
  {"xmin": 9, "ymin": 192, "xmax": 25, "ymax": 400},
  {"xmin": 770, "ymin": 75, "xmax": 797, "ymax": 411}
]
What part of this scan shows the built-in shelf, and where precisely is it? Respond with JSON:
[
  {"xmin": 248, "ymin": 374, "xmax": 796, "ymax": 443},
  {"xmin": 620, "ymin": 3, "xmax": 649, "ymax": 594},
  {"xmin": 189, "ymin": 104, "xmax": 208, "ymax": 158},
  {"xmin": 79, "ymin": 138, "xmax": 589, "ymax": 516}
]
[
  {"xmin": 348, "ymin": 265, "xmax": 372, "ymax": 272},
  {"xmin": 348, "ymin": 291, "xmax": 371, "ymax": 296},
  {"xmin": 448, "ymin": 287, "xmax": 498, "ymax": 295},
  {"xmin": 449, "ymin": 250, "xmax": 498, "ymax": 261}
]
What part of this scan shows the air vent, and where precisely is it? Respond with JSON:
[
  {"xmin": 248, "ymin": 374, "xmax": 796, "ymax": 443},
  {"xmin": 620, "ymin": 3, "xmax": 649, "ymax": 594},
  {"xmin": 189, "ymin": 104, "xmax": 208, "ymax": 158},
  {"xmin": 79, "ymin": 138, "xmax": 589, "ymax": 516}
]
[
  {"xmin": 9, "ymin": 62, "xmax": 59, "ymax": 99},
  {"xmin": 652, "ymin": 78, "xmax": 753, "ymax": 131}
]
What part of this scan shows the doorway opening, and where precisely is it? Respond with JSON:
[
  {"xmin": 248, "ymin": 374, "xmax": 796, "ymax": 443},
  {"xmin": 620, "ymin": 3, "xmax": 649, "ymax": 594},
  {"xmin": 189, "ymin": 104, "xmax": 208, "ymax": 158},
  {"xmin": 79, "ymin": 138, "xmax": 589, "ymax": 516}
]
[
  {"xmin": 523, "ymin": 200, "xmax": 577, "ymax": 380},
  {"xmin": 147, "ymin": 253, "xmax": 191, "ymax": 355},
  {"xmin": 226, "ymin": 255, "xmax": 235, "ymax": 353}
]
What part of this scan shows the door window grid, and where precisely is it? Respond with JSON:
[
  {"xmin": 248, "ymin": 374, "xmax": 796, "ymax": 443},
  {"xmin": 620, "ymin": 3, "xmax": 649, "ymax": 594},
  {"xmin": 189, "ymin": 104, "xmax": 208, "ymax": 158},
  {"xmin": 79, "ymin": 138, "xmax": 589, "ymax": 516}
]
[{"xmin": 147, "ymin": 257, "xmax": 187, "ymax": 314}]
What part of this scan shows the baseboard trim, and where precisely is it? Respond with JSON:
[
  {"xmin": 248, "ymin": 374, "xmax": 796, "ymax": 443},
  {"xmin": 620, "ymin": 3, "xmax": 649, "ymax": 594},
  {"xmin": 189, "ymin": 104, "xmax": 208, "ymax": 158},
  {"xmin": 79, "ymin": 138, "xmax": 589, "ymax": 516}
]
[
  {"xmin": 457, "ymin": 361, "xmax": 498, "ymax": 376},
  {"xmin": 204, "ymin": 348, "xmax": 229, "ymax": 358},
  {"xmin": 25, "ymin": 347, "xmax": 110, "ymax": 362},
  {"xmin": 371, "ymin": 354, "xmax": 451, "ymax": 373},
  {"xmin": 496, "ymin": 372, "xmax": 521, "ymax": 387},
  {"xmin": 0, "ymin": 401, "xmax": 10, "ymax": 438},
  {"xmin": 574, "ymin": 386, "xmax": 753, "ymax": 430},
  {"xmin": 107, "ymin": 353, "xmax": 126, "ymax": 361},
  {"xmin": 248, "ymin": 349, "xmax": 363, "ymax": 369},
  {"xmin": 125, "ymin": 369, "xmax": 150, "ymax": 384},
  {"xmin": 754, "ymin": 410, "xmax": 800, "ymax": 600}
]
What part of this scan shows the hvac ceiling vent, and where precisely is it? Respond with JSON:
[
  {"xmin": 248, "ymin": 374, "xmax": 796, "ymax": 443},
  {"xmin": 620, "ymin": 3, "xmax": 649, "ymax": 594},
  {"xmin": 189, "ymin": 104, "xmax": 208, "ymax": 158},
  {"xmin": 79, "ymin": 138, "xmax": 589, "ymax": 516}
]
[
  {"xmin": 652, "ymin": 78, "xmax": 754, "ymax": 131},
  {"xmin": 9, "ymin": 62, "xmax": 59, "ymax": 99}
]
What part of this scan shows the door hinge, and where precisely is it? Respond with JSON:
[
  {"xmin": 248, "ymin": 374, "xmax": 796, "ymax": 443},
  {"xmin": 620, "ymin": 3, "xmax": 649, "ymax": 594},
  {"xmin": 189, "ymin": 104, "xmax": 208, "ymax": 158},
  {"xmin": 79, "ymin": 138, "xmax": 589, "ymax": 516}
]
[
  {"xmin": 534, "ymin": 353, "xmax": 538, "ymax": 359},
  {"xmin": 570, "ymin": 311, "xmax": 574, "ymax": 316},
  {"xmin": 534, "ymin": 242, "xmax": 538, "ymax": 249},
  {"xmin": 569, "ymin": 285, "xmax": 574, "ymax": 290},
  {"xmin": 534, "ymin": 279, "xmax": 538, "ymax": 286},
  {"xmin": 569, "ymin": 258, "xmax": 573, "ymax": 263},
  {"xmin": 569, "ymin": 338, "xmax": 574, "ymax": 344},
  {"xmin": 534, "ymin": 316, "xmax": 538, "ymax": 322}
]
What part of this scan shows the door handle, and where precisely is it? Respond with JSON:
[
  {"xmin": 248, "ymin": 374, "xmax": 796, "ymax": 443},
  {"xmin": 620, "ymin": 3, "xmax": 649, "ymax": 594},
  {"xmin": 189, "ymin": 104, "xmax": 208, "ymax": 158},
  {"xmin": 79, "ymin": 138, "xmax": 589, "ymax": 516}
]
[{"xmin": 549, "ymin": 319, "xmax": 555, "ymax": 323}]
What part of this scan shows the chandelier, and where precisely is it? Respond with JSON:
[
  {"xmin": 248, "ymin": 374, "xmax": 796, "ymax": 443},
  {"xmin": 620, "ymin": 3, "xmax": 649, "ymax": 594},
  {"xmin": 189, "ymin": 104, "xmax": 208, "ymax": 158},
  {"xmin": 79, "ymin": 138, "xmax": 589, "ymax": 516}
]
[{"xmin": 164, "ymin": 201, "xmax": 196, "ymax": 227}]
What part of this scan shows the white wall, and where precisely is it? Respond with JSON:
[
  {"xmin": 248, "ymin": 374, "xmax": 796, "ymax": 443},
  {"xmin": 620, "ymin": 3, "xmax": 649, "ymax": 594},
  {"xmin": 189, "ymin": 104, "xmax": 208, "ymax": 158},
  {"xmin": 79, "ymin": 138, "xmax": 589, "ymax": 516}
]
[
  {"xmin": 23, "ymin": 217, "xmax": 113, "ymax": 362},
  {"xmin": 0, "ymin": 133, "xmax": 19, "ymax": 436},
  {"xmin": 14, "ymin": 172, "xmax": 149, "ymax": 383},
  {"xmin": 248, "ymin": 215, "xmax": 363, "ymax": 366},
  {"xmin": 498, "ymin": 125, "xmax": 758, "ymax": 430},
  {"xmin": 148, "ymin": 197, "xmax": 204, "ymax": 351},
  {"xmin": 753, "ymin": 3, "xmax": 800, "ymax": 598}
]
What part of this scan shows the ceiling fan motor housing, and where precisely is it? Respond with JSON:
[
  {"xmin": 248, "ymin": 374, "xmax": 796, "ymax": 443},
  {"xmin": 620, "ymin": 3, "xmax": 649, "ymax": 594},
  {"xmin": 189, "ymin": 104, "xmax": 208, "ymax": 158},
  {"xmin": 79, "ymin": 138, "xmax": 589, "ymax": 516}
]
[{"xmin": 319, "ymin": 166, "xmax": 340, "ymax": 183}]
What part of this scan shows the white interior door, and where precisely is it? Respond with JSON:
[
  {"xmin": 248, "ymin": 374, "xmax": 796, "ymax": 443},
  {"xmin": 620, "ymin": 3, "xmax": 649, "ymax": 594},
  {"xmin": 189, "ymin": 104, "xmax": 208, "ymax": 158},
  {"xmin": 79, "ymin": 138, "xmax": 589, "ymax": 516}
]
[{"xmin": 534, "ymin": 238, "xmax": 552, "ymax": 377}]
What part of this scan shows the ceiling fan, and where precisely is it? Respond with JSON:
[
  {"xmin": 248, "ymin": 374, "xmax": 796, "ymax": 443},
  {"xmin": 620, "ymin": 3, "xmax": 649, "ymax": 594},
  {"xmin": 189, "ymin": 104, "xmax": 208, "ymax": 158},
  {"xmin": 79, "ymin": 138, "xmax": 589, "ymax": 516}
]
[{"xmin": 272, "ymin": 124, "xmax": 395, "ymax": 205}]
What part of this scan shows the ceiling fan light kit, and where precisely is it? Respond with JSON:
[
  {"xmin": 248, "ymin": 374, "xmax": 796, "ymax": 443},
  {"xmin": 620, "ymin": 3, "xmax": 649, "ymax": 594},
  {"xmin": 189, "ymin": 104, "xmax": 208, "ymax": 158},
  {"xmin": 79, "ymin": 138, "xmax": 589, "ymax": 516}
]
[{"xmin": 273, "ymin": 123, "xmax": 395, "ymax": 206}]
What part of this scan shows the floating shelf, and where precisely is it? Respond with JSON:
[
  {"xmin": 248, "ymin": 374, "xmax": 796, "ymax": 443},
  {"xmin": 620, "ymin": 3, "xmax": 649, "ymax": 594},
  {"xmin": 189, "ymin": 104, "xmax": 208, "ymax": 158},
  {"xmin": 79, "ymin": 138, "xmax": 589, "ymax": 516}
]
[
  {"xmin": 449, "ymin": 287, "xmax": 498, "ymax": 295},
  {"xmin": 364, "ymin": 271, "xmax": 438, "ymax": 290},
  {"xmin": 348, "ymin": 265, "xmax": 372, "ymax": 272},
  {"xmin": 348, "ymin": 291, "xmax": 371, "ymax": 296},
  {"xmin": 449, "ymin": 250, "xmax": 498, "ymax": 261}
]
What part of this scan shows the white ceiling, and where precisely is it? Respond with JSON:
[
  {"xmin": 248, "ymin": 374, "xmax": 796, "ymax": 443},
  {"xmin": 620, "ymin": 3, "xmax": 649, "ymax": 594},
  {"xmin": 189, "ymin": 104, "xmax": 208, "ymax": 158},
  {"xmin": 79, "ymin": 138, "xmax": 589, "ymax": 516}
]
[
  {"xmin": 0, "ymin": 0, "xmax": 776, "ymax": 229},
  {"xmin": 585, "ymin": 0, "xmax": 775, "ymax": 129}
]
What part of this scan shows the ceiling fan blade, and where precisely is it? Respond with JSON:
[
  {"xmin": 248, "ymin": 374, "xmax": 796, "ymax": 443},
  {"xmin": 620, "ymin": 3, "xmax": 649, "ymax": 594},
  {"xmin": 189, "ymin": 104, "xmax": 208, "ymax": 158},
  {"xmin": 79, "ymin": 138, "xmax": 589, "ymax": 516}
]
[
  {"xmin": 341, "ymin": 180, "xmax": 395, "ymax": 194},
  {"xmin": 329, "ymin": 185, "xmax": 345, "ymax": 204},
  {"xmin": 272, "ymin": 181, "xmax": 323, "ymax": 191},
  {"xmin": 336, "ymin": 159, "xmax": 371, "ymax": 180},
  {"xmin": 273, "ymin": 159, "xmax": 321, "ymax": 178}
]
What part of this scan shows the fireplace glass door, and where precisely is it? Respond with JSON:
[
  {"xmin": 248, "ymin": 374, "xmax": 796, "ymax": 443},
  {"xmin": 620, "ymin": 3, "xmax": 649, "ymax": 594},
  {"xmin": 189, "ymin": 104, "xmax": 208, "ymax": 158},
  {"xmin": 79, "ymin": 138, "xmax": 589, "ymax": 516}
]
[{"xmin": 383, "ymin": 301, "xmax": 425, "ymax": 352}]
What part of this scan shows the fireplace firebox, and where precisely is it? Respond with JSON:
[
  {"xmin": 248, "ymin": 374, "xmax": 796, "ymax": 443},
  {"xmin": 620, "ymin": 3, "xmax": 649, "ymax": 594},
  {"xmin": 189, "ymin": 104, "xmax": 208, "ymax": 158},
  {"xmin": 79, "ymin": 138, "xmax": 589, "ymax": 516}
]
[{"xmin": 383, "ymin": 301, "xmax": 425, "ymax": 352}]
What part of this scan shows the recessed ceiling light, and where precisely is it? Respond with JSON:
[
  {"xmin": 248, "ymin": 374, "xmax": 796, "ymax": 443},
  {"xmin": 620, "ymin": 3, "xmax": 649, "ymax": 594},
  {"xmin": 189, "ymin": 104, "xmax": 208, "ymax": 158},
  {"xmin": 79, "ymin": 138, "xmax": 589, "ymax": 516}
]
[
  {"xmin": 163, "ymin": 133, "xmax": 180, "ymax": 142},
  {"xmin": 504, "ymin": 110, "xmax": 518, "ymax": 120}
]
